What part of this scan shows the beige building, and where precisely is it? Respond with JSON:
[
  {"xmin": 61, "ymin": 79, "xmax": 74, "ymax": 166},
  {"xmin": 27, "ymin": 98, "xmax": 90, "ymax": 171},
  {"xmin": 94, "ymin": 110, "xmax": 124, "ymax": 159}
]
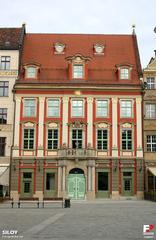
[
  {"xmin": 0, "ymin": 26, "xmax": 25, "ymax": 197},
  {"xmin": 143, "ymin": 51, "xmax": 156, "ymax": 198}
]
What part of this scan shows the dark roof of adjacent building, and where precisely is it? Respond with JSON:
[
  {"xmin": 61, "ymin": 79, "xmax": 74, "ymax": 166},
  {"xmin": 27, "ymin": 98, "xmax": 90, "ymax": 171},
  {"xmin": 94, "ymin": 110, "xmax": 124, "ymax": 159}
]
[
  {"xmin": 18, "ymin": 32, "xmax": 142, "ymax": 86},
  {"xmin": 0, "ymin": 25, "xmax": 25, "ymax": 50}
]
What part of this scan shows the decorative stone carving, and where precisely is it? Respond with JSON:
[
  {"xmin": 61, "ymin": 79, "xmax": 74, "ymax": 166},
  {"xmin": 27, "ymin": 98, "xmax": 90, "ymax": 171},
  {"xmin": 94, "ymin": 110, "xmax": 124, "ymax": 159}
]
[
  {"xmin": 95, "ymin": 122, "xmax": 108, "ymax": 128},
  {"xmin": 68, "ymin": 120, "xmax": 87, "ymax": 128},
  {"xmin": 122, "ymin": 123, "xmax": 132, "ymax": 128},
  {"xmin": 87, "ymin": 97, "xmax": 93, "ymax": 103},
  {"xmin": 54, "ymin": 42, "xmax": 65, "ymax": 54},
  {"xmin": 66, "ymin": 54, "xmax": 91, "ymax": 63},
  {"xmin": 48, "ymin": 122, "xmax": 58, "ymax": 128},
  {"xmin": 94, "ymin": 44, "xmax": 105, "ymax": 54},
  {"xmin": 24, "ymin": 122, "xmax": 35, "ymax": 127}
]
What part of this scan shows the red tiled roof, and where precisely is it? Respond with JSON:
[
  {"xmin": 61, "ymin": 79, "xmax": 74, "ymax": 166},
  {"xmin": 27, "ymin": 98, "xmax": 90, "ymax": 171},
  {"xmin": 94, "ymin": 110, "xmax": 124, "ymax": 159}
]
[
  {"xmin": 0, "ymin": 27, "xmax": 24, "ymax": 50},
  {"xmin": 19, "ymin": 33, "xmax": 142, "ymax": 84}
]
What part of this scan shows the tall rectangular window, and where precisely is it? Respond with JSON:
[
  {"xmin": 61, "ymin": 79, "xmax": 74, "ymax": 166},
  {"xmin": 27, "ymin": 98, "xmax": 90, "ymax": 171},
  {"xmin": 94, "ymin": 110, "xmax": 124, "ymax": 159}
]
[
  {"xmin": 96, "ymin": 100, "xmax": 108, "ymax": 117},
  {"xmin": 0, "ymin": 81, "xmax": 9, "ymax": 97},
  {"xmin": 120, "ymin": 68, "xmax": 129, "ymax": 79},
  {"xmin": 0, "ymin": 108, "xmax": 7, "ymax": 124},
  {"xmin": 121, "ymin": 100, "xmax": 132, "ymax": 118},
  {"xmin": 72, "ymin": 129, "xmax": 83, "ymax": 149},
  {"xmin": 97, "ymin": 129, "xmax": 108, "ymax": 150},
  {"xmin": 145, "ymin": 104, "xmax": 156, "ymax": 119},
  {"xmin": 47, "ymin": 129, "xmax": 58, "ymax": 150},
  {"xmin": 73, "ymin": 64, "xmax": 84, "ymax": 78},
  {"xmin": 0, "ymin": 137, "xmax": 6, "ymax": 156},
  {"xmin": 72, "ymin": 100, "xmax": 83, "ymax": 117},
  {"xmin": 98, "ymin": 172, "xmax": 109, "ymax": 191},
  {"xmin": 147, "ymin": 135, "xmax": 156, "ymax": 152},
  {"xmin": 146, "ymin": 77, "xmax": 155, "ymax": 89},
  {"xmin": 46, "ymin": 173, "xmax": 55, "ymax": 190},
  {"xmin": 48, "ymin": 99, "xmax": 60, "ymax": 117},
  {"xmin": 23, "ymin": 129, "xmax": 34, "ymax": 150},
  {"xmin": 24, "ymin": 99, "xmax": 36, "ymax": 117},
  {"xmin": 122, "ymin": 129, "xmax": 132, "ymax": 150},
  {"xmin": 0, "ymin": 56, "xmax": 10, "ymax": 70}
]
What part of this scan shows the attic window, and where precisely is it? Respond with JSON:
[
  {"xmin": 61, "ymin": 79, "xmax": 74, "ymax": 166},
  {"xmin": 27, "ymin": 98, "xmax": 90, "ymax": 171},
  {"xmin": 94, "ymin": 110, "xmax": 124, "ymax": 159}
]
[
  {"xmin": 73, "ymin": 64, "xmax": 84, "ymax": 79},
  {"xmin": 54, "ymin": 42, "xmax": 65, "ymax": 54},
  {"xmin": 66, "ymin": 54, "xmax": 91, "ymax": 80},
  {"xmin": 116, "ymin": 64, "xmax": 133, "ymax": 81},
  {"xmin": 120, "ymin": 68, "xmax": 129, "ymax": 79},
  {"xmin": 26, "ymin": 67, "xmax": 37, "ymax": 78}
]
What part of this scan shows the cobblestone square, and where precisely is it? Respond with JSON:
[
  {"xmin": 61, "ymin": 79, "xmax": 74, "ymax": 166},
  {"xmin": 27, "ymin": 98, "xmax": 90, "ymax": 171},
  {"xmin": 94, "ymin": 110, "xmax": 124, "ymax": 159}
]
[{"xmin": 0, "ymin": 200, "xmax": 156, "ymax": 240}]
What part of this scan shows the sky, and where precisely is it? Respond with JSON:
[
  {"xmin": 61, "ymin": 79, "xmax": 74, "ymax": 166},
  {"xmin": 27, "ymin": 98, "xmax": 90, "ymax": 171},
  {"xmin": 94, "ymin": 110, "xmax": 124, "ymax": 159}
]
[{"xmin": 0, "ymin": 0, "xmax": 155, "ymax": 68}]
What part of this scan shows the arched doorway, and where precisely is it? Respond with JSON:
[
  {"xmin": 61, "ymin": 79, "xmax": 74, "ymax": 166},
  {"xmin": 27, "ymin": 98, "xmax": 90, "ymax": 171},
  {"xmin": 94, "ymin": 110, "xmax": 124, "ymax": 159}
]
[{"xmin": 68, "ymin": 168, "xmax": 85, "ymax": 200}]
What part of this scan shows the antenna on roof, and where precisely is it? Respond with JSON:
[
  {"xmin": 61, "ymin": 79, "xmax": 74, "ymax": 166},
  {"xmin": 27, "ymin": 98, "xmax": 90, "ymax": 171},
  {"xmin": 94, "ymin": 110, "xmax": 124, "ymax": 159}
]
[{"xmin": 132, "ymin": 24, "xmax": 136, "ymax": 35}]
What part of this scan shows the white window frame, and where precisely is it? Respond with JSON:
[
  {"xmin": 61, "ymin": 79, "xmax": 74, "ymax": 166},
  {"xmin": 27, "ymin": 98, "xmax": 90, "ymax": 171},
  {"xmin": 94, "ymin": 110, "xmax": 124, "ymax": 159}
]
[
  {"xmin": 121, "ymin": 128, "xmax": 133, "ymax": 151},
  {"xmin": 96, "ymin": 99, "xmax": 108, "ymax": 117},
  {"xmin": 96, "ymin": 129, "xmax": 108, "ymax": 150},
  {"xmin": 71, "ymin": 128, "xmax": 84, "ymax": 149},
  {"xmin": 23, "ymin": 128, "xmax": 35, "ymax": 150},
  {"xmin": 47, "ymin": 128, "xmax": 59, "ymax": 150},
  {"xmin": 145, "ymin": 103, "xmax": 156, "ymax": 119},
  {"xmin": 23, "ymin": 98, "xmax": 37, "ymax": 117},
  {"xmin": 120, "ymin": 100, "xmax": 133, "ymax": 118},
  {"xmin": 71, "ymin": 99, "xmax": 84, "ymax": 117},
  {"xmin": 47, "ymin": 99, "xmax": 60, "ymax": 117},
  {"xmin": 147, "ymin": 135, "xmax": 156, "ymax": 152},
  {"xmin": 0, "ymin": 56, "xmax": 10, "ymax": 70},
  {"xmin": 120, "ymin": 68, "xmax": 129, "ymax": 80},
  {"xmin": 26, "ymin": 66, "xmax": 37, "ymax": 78},
  {"xmin": 73, "ymin": 64, "xmax": 84, "ymax": 79},
  {"xmin": 0, "ymin": 81, "xmax": 9, "ymax": 97},
  {"xmin": 146, "ymin": 77, "xmax": 155, "ymax": 89}
]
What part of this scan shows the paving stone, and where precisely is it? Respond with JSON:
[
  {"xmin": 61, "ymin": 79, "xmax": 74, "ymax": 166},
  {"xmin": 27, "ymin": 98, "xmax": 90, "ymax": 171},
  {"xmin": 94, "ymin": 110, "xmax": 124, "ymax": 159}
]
[{"xmin": 0, "ymin": 200, "xmax": 155, "ymax": 240}]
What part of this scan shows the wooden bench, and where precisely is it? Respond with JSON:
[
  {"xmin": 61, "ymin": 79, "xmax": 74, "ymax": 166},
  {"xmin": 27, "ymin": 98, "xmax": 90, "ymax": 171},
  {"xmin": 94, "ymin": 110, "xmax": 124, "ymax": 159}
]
[
  {"xmin": 42, "ymin": 197, "xmax": 64, "ymax": 208},
  {"xmin": 18, "ymin": 197, "xmax": 39, "ymax": 208}
]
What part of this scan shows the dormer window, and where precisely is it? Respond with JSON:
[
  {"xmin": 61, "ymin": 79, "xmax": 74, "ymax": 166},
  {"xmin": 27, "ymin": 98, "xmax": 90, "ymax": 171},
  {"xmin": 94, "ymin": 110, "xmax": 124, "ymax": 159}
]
[
  {"xmin": 66, "ymin": 54, "xmax": 91, "ymax": 80},
  {"xmin": 23, "ymin": 63, "xmax": 41, "ymax": 79},
  {"xmin": 116, "ymin": 64, "xmax": 133, "ymax": 81},
  {"xmin": 120, "ymin": 68, "xmax": 129, "ymax": 80},
  {"xmin": 27, "ymin": 67, "xmax": 37, "ymax": 78},
  {"xmin": 73, "ymin": 64, "xmax": 84, "ymax": 79}
]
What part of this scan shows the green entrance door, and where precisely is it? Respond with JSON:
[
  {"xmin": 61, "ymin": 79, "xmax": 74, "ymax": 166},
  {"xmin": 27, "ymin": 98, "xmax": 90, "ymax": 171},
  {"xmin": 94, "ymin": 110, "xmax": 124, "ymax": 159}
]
[
  {"xmin": 68, "ymin": 174, "xmax": 85, "ymax": 199},
  {"xmin": 44, "ymin": 172, "xmax": 57, "ymax": 197},
  {"xmin": 123, "ymin": 178, "xmax": 132, "ymax": 196},
  {"xmin": 122, "ymin": 172, "xmax": 133, "ymax": 196},
  {"xmin": 21, "ymin": 172, "xmax": 33, "ymax": 198}
]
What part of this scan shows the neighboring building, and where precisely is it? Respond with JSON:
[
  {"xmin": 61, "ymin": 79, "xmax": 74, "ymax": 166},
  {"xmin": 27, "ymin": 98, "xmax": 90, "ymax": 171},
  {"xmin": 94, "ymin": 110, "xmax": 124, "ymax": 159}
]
[
  {"xmin": 11, "ymin": 30, "xmax": 144, "ymax": 201},
  {"xmin": 143, "ymin": 51, "xmax": 156, "ymax": 195},
  {"xmin": 0, "ymin": 25, "xmax": 25, "ymax": 197}
]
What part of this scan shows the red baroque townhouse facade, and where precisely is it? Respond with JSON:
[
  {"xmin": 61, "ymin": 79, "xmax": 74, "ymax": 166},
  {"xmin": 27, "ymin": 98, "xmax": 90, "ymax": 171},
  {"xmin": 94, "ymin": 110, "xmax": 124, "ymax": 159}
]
[{"xmin": 10, "ymin": 30, "xmax": 144, "ymax": 201}]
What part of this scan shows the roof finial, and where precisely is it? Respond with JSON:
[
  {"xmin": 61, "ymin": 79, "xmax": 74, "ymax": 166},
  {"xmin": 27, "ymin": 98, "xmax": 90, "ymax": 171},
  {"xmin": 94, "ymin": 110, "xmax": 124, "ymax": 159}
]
[
  {"xmin": 132, "ymin": 24, "xmax": 136, "ymax": 35},
  {"xmin": 154, "ymin": 26, "xmax": 156, "ymax": 33},
  {"xmin": 22, "ymin": 22, "xmax": 26, "ymax": 27}
]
